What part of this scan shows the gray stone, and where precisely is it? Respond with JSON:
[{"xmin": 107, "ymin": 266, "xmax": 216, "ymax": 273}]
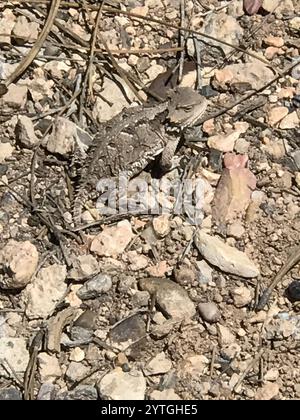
[
  {"xmin": 56, "ymin": 385, "xmax": 98, "ymax": 400},
  {"xmin": 109, "ymin": 314, "xmax": 146, "ymax": 351},
  {"xmin": 198, "ymin": 302, "xmax": 220, "ymax": 323},
  {"xmin": 76, "ymin": 273, "xmax": 112, "ymax": 300},
  {"xmin": 139, "ymin": 277, "xmax": 196, "ymax": 320},
  {"xmin": 0, "ymin": 387, "xmax": 22, "ymax": 400},
  {"xmin": 65, "ymin": 362, "xmax": 90, "ymax": 383}
]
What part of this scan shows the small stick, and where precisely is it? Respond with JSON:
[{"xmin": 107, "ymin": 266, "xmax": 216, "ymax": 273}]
[{"xmin": 256, "ymin": 245, "xmax": 300, "ymax": 311}]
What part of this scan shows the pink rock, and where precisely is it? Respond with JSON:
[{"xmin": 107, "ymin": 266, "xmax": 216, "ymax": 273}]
[{"xmin": 243, "ymin": 0, "xmax": 263, "ymax": 15}]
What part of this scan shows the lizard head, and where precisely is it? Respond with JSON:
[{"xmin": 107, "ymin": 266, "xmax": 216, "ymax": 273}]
[{"xmin": 167, "ymin": 87, "xmax": 208, "ymax": 128}]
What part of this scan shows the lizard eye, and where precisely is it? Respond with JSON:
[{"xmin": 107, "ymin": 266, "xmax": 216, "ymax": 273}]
[{"xmin": 181, "ymin": 105, "xmax": 193, "ymax": 111}]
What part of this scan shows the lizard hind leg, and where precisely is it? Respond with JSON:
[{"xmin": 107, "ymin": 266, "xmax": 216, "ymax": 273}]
[{"xmin": 160, "ymin": 137, "xmax": 180, "ymax": 172}]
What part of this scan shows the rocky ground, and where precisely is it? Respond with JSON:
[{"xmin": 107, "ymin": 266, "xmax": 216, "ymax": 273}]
[{"xmin": 0, "ymin": 0, "xmax": 300, "ymax": 401}]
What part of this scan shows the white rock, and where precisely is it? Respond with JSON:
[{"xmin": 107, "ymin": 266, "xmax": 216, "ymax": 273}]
[
  {"xmin": 279, "ymin": 111, "xmax": 299, "ymax": 129},
  {"xmin": 194, "ymin": 231, "xmax": 259, "ymax": 278},
  {"xmin": 177, "ymin": 354, "xmax": 209, "ymax": 378},
  {"xmin": 0, "ymin": 10, "xmax": 15, "ymax": 44},
  {"xmin": 217, "ymin": 324, "xmax": 235, "ymax": 346},
  {"xmin": 38, "ymin": 353, "xmax": 62, "ymax": 382},
  {"xmin": 289, "ymin": 17, "xmax": 300, "ymax": 32},
  {"xmin": 99, "ymin": 368, "xmax": 146, "ymax": 400},
  {"xmin": 0, "ymin": 240, "xmax": 39, "ymax": 289},
  {"xmin": 144, "ymin": 352, "xmax": 172, "ymax": 375},
  {"xmin": 69, "ymin": 347, "xmax": 85, "ymax": 362},
  {"xmin": 1, "ymin": 84, "xmax": 27, "ymax": 109},
  {"xmin": 90, "ymin": 220, "xmax": 135, "ymax": 257},
  {"xmin": 24, "ymin": 264, "xmax": 67, "ymax": 319},
  {"xmin": 46, "ymin": 118, "xmax": 77, "ymax": 156},
  {"xmin": 255, "ymin": 382, "xmax": 280, "ymax": 400},
  {"xmin": 68, "ymin": 254, "xmax": 99, "ymax": 280},
  {"xmin": 145, "ymin": 63, "xmax": 165, "ymax": 81},
  {"xmin": 25, "ymin": 75, "xmax": 54, "ymax": 102},
  {"xmin": 127, "ymin": 251, "xmax": 149, "ymax": 271},
  {"xmin": 16, "ymin": 115, "xmax": 39, "ymax": 148},
  {"xmin": 0, "ymin": 142, "xmax": 14, "ymax": 163},
  {"xmin": 264, "ymin": 368, "xmax": 279, "ymax": 381},
  {"xmin": 0, "ymin": 338, "xmax": 29, "ymax": 379},
  {"xmin": 262, "ymin": 0, "xmax": 293, "ymax": 13},
  {"xmin": 92, "ymin": 77, "xmax": 137, "ymax": 123},
  {"xmin": 12, "ymin": 16, "xmax": 39, "ymax": 45},
  {"xmin": 231, "ymin": 286, "xmax": 253, "ymax": 307},
  {"xmin": 152, "ymin": 214, "xmax": 170, "ymax": 237},
  {"xmin": 196, "ymin": 260, "xmax": 213, "ymax": 284},
  {"xmin": 150, "ymin": 389, "xmax": 180, "ymax": 400},
  {"xmin": 202, "ymin": 13, "xmax": 243, "ymax": 55},
  {"xmin": 44, "ymin": 60, "xmax": 70, "ymax": 78}
]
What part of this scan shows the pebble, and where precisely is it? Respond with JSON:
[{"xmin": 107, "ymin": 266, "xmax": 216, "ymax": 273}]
[
  {"xmin": 56, "ymin": 385, "xmax": 98, "ymax": 400},
  {"xmin": 76, "ymin": 273, "xmax": 112, "ymax": 300},
  {"xmin": 214, "ymin": 62, "xmax": 274, "ymax": 91},
  {"xmin": 37, "ymin": 353, "xmax": 62, "ymax": 382},
  {"xmin": 16, "ymin": 115, "xmax": 39, "ymax": 148},
  {"xmin": 207, "ymin": 131, "xmax": 241, "ymax": 152},
  {"xmin": 127, "ymin": 251, "xmax": 149, "ymax": 271},
  {"xmin": 0, "ymin": 387, "xmax": 22, "ymax": 400},
  {"xmin": 150, "ymin": 389, "xmax": 180, "ymax": 400},
  {"xmin": 132, "ymin": 290, "xmax": 150, "ymax": 307},
  {"xmin": 177, "ymin": 354, "xmax": 209, "ymax": 378},
  {"xmin": 174, "ymin": 265, "xmax": 195, "ymax": 286},
  {"xmin": 264, "ymin": 35, "xmax": 284, "ymax": 48},
  {"xmin": 0, "ymin": 337, "xmax": 29, "ymax": 379},
  {"xmin": 289, "ymin": 17, "xmax": 300, "ymax": 32},
  {"xmin": 152, "ymin": 214, "xmax": 171, "ymax": 237},
  {"xmin": 23, "ymin": 264, "xmax": 67, "ymax": 319},
  {"xmin": 255, "ymin": 382, "xmax": 280, "ymax": 400},
  {"xmin": 144, "ymin": 352, "xmax": 172, "ymax": 376},
  {"xmin": 109, "ymin": 314, "xmax": 146, "ymax": 351},
  {"xmin": 46, "ymin": 117, "xmax": 91, "ymax": 156},
  {"xmin": 194, "ymin": 231, "xmax": 259, "ymax": 278},
  {"xmin": 92, "ymin": 76, "xmax": 137, "ymax": 123},
  {"xmin": 0, "ymin": 142, "xmax": 14, "ymax": 163},
  {"xmin": 202, "ymin": 13, "xmax": 243, "ymax": 55},
  {"xmin": 198, "ymin": 302, "xmax": 220, "ymax": 323},
  {"xmin": 0, "ymin": 240, "xmax": 39, "ymax": 289},
  {"xmin": 287, "ymin": 280, "xmax": 300, "ymax": 301},
  {"xmin": 12, "ymin": 16, "xmax": 39, "ymax": 45},
  {"xmin": 264, "ymin": 368, "xmax": 279, "ymax": 381},
  {"xmin": 279, "ymin": 111, "xmax": 299, "ymax": 129},
  {"xmin": 90, "ymin": 220, "xmax": 135, "ymax": 257},
  {"xmin": 1, "ymin": 84, "xmax": 28, "ymax": 109},
  {"xmin": 267, "ymin": 106, "xmax": 289, "ymax": 126},
  {"xmin": 68, "ymin": 254, "xmax": 99, "ymax": 280},
  {"xmin": 65, "ymin": 361, "xmax": 89, "ymax": 383},
  {"xmin": 221, "ymin": 343, "xmax": 241, "ymax": 360},
  {"xmin": 69, "ymin": 347, "xmax": 85, "ymax": 362},
  {"xmin": 196, "ymin": 260, "xmax": 213, "ymax": 284},
  {"xmin": 217, "ymin": 324, "xmax": 235, "ymax": 346},
  {"xmin": 98, "ymin": 368, "xmax": 146, "ymax": 400},
  {"xmin": 231, "ymin": 286, "xmax": 253, "ymax": 307},
  {"xmin": 227, "ymin": 222, "xmax": 245, "ymax": 238},
  {"xmin": 139, "ymin": 277, "xmax": 196, "ymax": 320}
]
